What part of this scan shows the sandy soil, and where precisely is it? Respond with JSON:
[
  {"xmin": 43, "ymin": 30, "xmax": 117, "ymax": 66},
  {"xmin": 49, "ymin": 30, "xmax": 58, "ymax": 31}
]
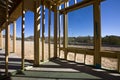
[{"xmin": 2, "ymin": 39, "xmax": 119, "ymax": 70}]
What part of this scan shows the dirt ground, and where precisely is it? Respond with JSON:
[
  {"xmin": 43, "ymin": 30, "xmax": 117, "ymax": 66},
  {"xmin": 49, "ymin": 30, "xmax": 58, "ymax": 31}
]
[{"xmin": 2, "ymin": 39, "xmax": 119, "ymax": 70}]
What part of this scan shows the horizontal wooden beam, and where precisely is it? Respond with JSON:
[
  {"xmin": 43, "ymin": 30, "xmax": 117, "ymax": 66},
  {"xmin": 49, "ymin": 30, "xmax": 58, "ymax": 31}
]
[
  {"xmin": 56, "ymin": 0, "xmax": 69, "ymax": 6},
  {"xmin": 67, "ymin": 47, "xmax": 86, "ymax": 54},
  {"xmin": 86, "ymin": 49, "xmax": 94, "ymax": 55},
  {"xmin": 60, "ymin": 47, "xmax": 120, "ymax": 59},
  {"xmin": 60, "ymin": 0, "xmax": 104, "ymax": 14},
  {"xmin": 47, "ymin": 0, "xmax": 68, "ymax": 6},
  {"xmin": 100, "ymin": 51, "xmax": 120, "ymax": 58},
  {"xmin": 41, "ymin": 0, "xmax": 55, "ymax": 12}
]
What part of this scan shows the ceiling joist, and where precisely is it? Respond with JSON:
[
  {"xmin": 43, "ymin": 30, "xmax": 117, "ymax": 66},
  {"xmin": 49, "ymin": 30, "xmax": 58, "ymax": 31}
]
[{"xmin": 0, "ymin": 0, "xmax": 21, "ymax": 27}]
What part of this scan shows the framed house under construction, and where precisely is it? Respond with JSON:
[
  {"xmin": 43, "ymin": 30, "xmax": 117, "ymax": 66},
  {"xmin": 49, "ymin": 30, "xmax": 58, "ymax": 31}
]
[{"xmin": 0, "ymin": 0, "xmax": 120, "ymax": 79}]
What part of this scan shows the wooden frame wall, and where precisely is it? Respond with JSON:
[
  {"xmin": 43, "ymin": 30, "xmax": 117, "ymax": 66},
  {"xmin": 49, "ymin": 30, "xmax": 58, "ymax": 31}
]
[{"xmin": 1, "ymin": 0, "xmax": 120, "ymax": 75}]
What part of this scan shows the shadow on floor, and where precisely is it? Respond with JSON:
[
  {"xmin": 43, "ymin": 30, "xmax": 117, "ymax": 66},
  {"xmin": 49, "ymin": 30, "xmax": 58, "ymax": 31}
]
[
  {"xmin": 0, "ymin": 50, "xmax": 120, "ymax": 80},
  {"xmin": 2, "ymin": 58, "xmax": 120, "ymax": 80},
  {"xmin": 0, "ymin": 51, "xmax": 32, "ymax": 79}
]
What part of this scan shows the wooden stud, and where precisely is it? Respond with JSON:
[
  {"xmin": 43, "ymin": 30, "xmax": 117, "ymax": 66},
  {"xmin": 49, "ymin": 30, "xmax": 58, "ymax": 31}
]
[
  {"xmin": 0, "ymin": 30, "xmax": 3, "ymax": 49},
  {"xmin": 34, "ymin": 0, "xmax": 41, "ymax": 66},
  {"xmin": 74, "ymin": 53, "xmax": 76, "ymax": 61},
  {"xmin": 54, "ymin": 5, "xmax": 58, "ymax": 58},
  {"xmin": 93, "ymin": 0, "xmax": 101, "ymax": 68},
  {"xmin": 8, "ymin": 25, "xmax": 10, "ymax": 55},
  {"xmin": 59, "ymin": 6, "xmax": 62, "ymax": 57},
  {"xmin": 57, "ymin": 6, "xmax": 60, "ymax": 57},
  {"xmin": 84, "ymin": 51, "xmax": 87, "ymax": 64},
  {"xmin": 13, "ymin": 21, "xmax": 16, "ymax": 53},
  {"xmin": 5, "ymin": 0, "xmax": 9, "ymax": 76},
  {"xmin": 117, "ymin": 55, "xmax": 120, "ymax": 72},
  {"xmin": 48, "ymin": 6, "xmax": 51, "ymax": 59},
  {"xmin": 42, "ymin": 5, "xmax": 45, "ymax": 61},
  {"xmin": 5, "ymin": 24, "xmax": 10, "ymax": 76},
  {"xmin": 63, "ymin": 3, "xmax": 68, "ymax": 60},
  {"xmin": 21, "ymin": 0, "xmax": 25, "ymax": 70}
]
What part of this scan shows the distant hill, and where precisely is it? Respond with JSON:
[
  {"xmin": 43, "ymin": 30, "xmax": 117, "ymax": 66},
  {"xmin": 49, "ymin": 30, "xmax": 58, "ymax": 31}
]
[
  {"xmin": 102, "ymin": 35, "xmax": 120, "ymax": 46},
  {"xmin": 3, "ymin": 35, "xmax": 21, "ymax": 40},
  {"xmin": 3, "ymin": 35, "xmax": 34, "ymax": 41},
  {"xmin": 25, "ymin": 36, "xmax": 34, "ymax": 41},
  {"xmin": 2, "ymin": 35, "xmax": 120, "ymax": 46},
  {"xmin": 68, "ymin": 35, "xmax": 120, "ymax": 46}
]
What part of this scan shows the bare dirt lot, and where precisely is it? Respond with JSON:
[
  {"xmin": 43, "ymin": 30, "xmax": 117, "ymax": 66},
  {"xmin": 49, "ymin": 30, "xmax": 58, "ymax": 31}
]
[{"xmin": 3, "ymin": 39, "xmax": 120, "ymax": 70}]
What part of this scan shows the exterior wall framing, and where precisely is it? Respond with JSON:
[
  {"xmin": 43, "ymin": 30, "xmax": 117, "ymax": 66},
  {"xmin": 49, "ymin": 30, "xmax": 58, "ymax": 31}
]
[
  {"xmin": 13, "ymin": 21, "xmax": 16, "ymax": 53},
  {"xmin": 0, "ymin": 29, "xmax": 2, "ymax": 49},
  {"xmin": 48, "ymin": 6, "xmax": 51, "ymax": 59},
  {"xmin": 93, "ymin": 0, "xmax": 101, "ymax": 68},
  {"xmin": 34, "ymin": 0, "xmax": 41, "ymax": 66},
  {"xmin": 54, "ymin": 5, "xmax": 58, "ymax": 58},
  {"xmin": 63, "ymin": 3, "xmax": 68, "ymax": 60},
  {"xmin": 1, "ymin": 0, "xmax": 120, "ymax": 74},
  {"xmin": 42, "ymin": 4, "xmax": 45, "ymax": 61},
  {"xmin": 5, "ymin": 0, "xmax": 10, "ymax": 76},
  {"xmin": 21, "ymin": 0, "xmax": 25, "ymax": 70}
]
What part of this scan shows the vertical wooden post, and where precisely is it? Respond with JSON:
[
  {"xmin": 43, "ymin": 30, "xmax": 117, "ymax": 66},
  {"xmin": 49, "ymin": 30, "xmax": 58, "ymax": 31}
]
[
  {"xmin": 74, "ymin": 53, "xmax": 76, "ymax": 61},
  {"xmin": 117, "ymin": 55, "xmax": 120, "ymax": 72},
  {"xmin": 59, "ymin": 6, "xmax": 61, "ymax": 57},
  {"xmin": 48, "ymin": 6, "xmax": 51, "ymax": 59},
  {"xmin": 54, "ymin": 5, "xmax": 58, "ymax": 58},
  {"xmin": 5, "ymin": 25, "xmax": 10, "ymax": 75},
  {"xmin": 42, "ymin": 5, "xmax": 45, "ymax": 61},
  {"xmin": 5, "ymin": 0, "xmax": 9, "ymax": 76},
  {"xmin": 0, "ymin": 30, "xmax": 3, "ymax": 49},
  {"xmin": 34, "ymin": 0, "xmax": 41, "ymax": 66},
  {"xmin": 13, "ymin": 21, "xmax": 16, "ymax": 53},
  {"xmin": 57, "ymin": 6, "xmax": 60, "ymax": 57},
  {"xmin": 21, "ymin": 0, "xmax": 25, "ymax": 70},
  {"xmin": 93, "ymin": 1, "xmax": 101, "ymax": 68},
  {"xmin": 8, "ymin": 25, "xmax": 10, "ymax": 55},
  {"xmin": 63, "ymin": 3, "xmax": 68, "ymax": 60}
]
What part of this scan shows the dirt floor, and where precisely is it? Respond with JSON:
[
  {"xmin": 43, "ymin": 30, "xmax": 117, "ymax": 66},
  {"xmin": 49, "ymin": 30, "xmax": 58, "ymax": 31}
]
[{"xmin": 2, "ymin": 39, "xmax": 119, "ymax": 70}]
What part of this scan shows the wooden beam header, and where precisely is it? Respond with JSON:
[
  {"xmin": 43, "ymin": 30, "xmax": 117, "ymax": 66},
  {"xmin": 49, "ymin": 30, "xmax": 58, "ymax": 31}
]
[{"xmin": 60, "ymin": 0, "xmax": 104, "ymax": 14}]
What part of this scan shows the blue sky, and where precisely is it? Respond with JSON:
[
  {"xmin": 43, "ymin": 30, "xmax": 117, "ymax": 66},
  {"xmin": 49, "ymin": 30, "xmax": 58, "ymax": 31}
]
[
  {"xmin": 8, "ymin": 0, "xmax": 120, "ymax": 37},
  {"xmin": 101, "ymin": 0, "xmax": 120, "ymax": 37},
  {"xmin": 68, "ymin": 0, "xmax": 120, "ymax": 37}
]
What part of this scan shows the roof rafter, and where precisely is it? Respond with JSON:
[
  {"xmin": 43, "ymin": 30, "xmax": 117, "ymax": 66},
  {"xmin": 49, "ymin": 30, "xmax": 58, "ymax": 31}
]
[{"xmin": 0, "ymin": 0, "xmax": 22, "ymax": 28}]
